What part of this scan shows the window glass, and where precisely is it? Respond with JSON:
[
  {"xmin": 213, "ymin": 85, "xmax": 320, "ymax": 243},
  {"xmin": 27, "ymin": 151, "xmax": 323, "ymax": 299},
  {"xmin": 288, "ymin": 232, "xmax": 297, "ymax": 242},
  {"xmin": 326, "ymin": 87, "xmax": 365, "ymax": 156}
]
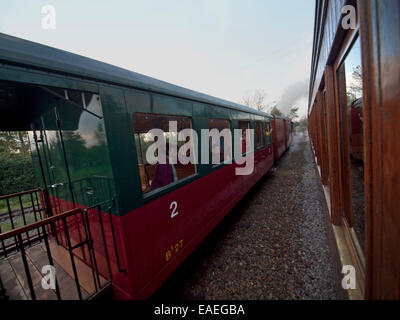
[
  {"xmin": 255, "ymin": 122, "xmax": 263, "ymax": 148},
  {"xmin": 265, "ymin": 121, "xmax": 272, "ymax": 144},
  {"xmin": 208, "ymin": 118, "xmax": 232, "ymax": 165},
  {"xmin": 337, "ymin": 36, "xmax": 365, "ymax": 254},
  {"xmin": 132, "ymin": 113, "xmax": 197, "ymax": 194},
  {"xmin": 238, "ymin": 121, "xmax": 250, "ymax": 154}
]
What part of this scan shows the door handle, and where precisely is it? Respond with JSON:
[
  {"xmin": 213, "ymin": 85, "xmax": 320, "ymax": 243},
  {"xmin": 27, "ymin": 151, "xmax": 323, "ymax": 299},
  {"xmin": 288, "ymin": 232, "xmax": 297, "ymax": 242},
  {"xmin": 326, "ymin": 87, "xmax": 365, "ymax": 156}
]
[
  {"xmin": 51, "ymin": 183, "xmax": 64, "ymax": 188},
  {"xmin": 86, "ymin": 187, "xmax": 95, "ymax": 195}
]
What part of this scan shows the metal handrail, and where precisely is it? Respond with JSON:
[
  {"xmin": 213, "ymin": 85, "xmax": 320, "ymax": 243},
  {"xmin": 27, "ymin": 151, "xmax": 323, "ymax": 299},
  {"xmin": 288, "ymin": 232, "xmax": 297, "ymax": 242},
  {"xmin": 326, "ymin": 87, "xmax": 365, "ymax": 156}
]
[
  {"xmin": 0, "ymin": 197, "xmax": 124, "ymax": 300},
  {"xmin": 0, "ymin": 208, "xmax": 84, "ymax": 300},
  {"xmin": 107, "ymin": 199, "xmax": 127, "ymax": 276},
  {"xmin": 0, "ymin": 188, "xmax": 46, "ymax": 257},
  {"xmin": 0, "ymin": 188, "xmax": 44, "ymax": 201},
  {"xmin": 0, "ymin": 208, "xmax": 82, "ymax": 242}
]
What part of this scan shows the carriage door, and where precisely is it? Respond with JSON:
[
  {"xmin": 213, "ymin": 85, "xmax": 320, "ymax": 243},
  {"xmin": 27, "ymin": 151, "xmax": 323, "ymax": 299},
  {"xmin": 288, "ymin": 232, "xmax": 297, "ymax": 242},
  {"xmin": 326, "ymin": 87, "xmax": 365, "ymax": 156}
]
[
  {"xmin": 35, "ymin": 107, "xmax": 76, "ymax": 215},
  {"xmin": 30, "ymin": 87, "xmax": 112, "ymax": 216}
]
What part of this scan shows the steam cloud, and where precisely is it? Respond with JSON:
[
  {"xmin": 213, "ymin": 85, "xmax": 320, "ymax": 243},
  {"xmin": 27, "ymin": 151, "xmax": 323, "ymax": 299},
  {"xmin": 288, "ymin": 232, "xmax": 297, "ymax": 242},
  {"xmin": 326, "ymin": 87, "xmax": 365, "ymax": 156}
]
[{"xmin": 277, "ymin": 79, "xmax": 309, "ymax": 116}]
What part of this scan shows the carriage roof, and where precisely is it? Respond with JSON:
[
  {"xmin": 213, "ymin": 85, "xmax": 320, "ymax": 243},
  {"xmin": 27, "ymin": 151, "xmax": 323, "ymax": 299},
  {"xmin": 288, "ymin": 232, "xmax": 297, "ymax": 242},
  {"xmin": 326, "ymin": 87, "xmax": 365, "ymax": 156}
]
[{"xmin": 0, "ymin": 33, "xmax": 272, "ymax": 119}]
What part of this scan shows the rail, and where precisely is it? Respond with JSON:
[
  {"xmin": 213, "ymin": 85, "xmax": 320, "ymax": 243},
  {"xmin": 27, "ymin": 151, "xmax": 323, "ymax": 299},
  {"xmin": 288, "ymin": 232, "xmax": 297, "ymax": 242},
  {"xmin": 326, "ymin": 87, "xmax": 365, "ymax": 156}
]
[
  {"xmin": 0, "ymin": 188, "xmax": 46, "ymax": 257},
  {"xmin": 107, "ymin": 199, "xmax": 127, "ymax": 276},
  {"xmin": 0, "ymin": 202, "xmax": 126, "ymax": 300},
  {"xmin": 0, "ymin": 208, "xmax": 83, "ymax": 300}
]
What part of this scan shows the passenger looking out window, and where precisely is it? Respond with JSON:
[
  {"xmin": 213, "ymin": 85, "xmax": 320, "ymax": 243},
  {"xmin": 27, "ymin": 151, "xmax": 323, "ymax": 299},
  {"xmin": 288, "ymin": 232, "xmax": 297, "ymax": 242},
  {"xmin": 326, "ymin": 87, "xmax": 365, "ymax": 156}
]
[
  {"xmin": 150, "ymin": 142, "xmax": 177, "ymax": 191},
  {"xmin": 265, "ymin": 122, "xmax": 272, "ymax": 144},
  {"xmin": 133, "ymin": 113, "xmax": 197, "ymax": 194}
]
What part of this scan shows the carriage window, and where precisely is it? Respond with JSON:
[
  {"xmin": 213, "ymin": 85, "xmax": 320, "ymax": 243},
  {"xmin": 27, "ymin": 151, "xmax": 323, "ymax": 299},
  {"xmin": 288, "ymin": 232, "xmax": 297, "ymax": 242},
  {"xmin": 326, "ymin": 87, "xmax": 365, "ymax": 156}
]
[
  {"xmin": 255, "ymin": 122, "xmax": 263, "ymax": 148},
  {"xmin": 238, "ymin": 121, "xmax": 251, "ymax": 154},
  {"xmin": 265, "ymin": 121, "xmax": 273, "ymax": 144},
  {"xmin": 336, "ymin": 36, "xmax": 365, "ymax": 255},
  {"xmin": 132, "ymin": 113, "xmax": 197, "ymax": 194},
  {"xmin": 208, "ymin": 118, "xmax": 232, "ymax": 165}
]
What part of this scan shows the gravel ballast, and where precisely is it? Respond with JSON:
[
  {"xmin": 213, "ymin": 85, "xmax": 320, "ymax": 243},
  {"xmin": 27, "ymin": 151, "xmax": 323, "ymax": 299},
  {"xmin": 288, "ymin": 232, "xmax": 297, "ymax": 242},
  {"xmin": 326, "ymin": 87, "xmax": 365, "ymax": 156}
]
[{"xmin": 153, "ymin": 131, "xmax": 339, "ymax": 300}]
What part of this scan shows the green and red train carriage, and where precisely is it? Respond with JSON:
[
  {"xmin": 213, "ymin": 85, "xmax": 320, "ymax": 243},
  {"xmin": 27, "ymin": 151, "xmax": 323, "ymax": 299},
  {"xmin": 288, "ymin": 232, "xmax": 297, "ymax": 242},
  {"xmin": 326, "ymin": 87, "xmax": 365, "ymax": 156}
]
[
  {"xmin": 0, "ymin": 33, "xmax": 292, "ymax": 299},
  {"xmin": 271, "ymin": 116, "xmax": 292, "ymax": 161}
]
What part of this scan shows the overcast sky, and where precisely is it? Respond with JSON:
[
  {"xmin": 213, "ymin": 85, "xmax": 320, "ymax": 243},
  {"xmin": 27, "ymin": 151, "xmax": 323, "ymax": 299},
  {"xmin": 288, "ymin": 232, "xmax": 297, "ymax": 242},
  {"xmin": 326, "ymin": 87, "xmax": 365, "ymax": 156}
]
[{"xmin": 0, "ymin": 0, "xmax": 315, "ymax": 118}]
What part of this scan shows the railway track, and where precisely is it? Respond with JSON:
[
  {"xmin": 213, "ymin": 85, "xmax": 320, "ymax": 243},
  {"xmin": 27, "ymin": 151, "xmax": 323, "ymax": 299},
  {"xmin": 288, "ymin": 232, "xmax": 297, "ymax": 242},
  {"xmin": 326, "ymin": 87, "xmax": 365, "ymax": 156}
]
[{"xmin": 0, "ymin": 205, "xmax": 43, "ymax": 224}]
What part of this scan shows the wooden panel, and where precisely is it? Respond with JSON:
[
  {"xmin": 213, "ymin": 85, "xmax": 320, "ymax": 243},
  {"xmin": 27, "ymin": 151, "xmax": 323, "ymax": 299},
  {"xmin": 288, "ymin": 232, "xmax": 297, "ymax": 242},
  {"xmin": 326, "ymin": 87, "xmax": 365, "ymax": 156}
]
[
  {"xmin": 359, "ymin": 0, "xmax": 380, "ymax": 300},
  {"xmin": 319, "ymin": 90, "xmax": 330, "ymax": 185},
  {"xmin": 336, "ymin": 63, "xmax": 353, "ymax": 226},
  {"xmin": 310, "ymin": 0, "xmax": 346, "ymax": 107},
  {"xmin": 325, "ymin": 65, "xmax": 342, "ymax": 225},
  {"xmin": 359, "ymin": 0, "xmax": 400, "ymax": 299},
  {"xmin": 317, "ymin": 92, "xmax": 324, "ymax": 182},
  {"xmin": 377, "ymin": 0, "xmax": 400, "ymax": 300}
]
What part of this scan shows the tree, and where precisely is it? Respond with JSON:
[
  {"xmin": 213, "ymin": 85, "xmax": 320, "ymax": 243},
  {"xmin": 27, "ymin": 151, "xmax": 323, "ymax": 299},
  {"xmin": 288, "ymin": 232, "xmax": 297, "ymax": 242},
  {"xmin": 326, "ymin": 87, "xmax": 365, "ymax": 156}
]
[
  {"xmin": 0, "ymin": 131, "xmax": 36, "ymax": 196},
  {"xmin": 298, "ymin": 116, "xmax": 308, "ymax": 128},
  {"xmin": 0, "ymin": 131, "xmax": 29, "ymax": 155},
  {"xmin": 288, "ymin": 106, "xmax": 299, "ymax": 121},
  {"xmin": 242, "ymin": 89, "xmax": 267, "ymax": 111},
  {"xmin": 17, "ymin": 131, "xmax": 30, "ymax": 155},
  {"xmin": 269, "ymin": 105, "xmax": 283, "ymax": 117},
  {"xmin": 0, "ymin": 152, "xmax": 37, "ymax": 196},
  {"xmin": 347, "ymin": 92, "xmax": 357, "ymax": 104},
  {"xmin": 348, "ymin": 65, "xmax": 363, "ymax": 99}
]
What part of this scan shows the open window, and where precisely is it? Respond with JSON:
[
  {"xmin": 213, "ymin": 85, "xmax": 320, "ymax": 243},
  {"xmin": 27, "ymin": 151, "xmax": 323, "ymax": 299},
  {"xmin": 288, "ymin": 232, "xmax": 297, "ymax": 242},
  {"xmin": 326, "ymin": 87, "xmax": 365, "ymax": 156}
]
[
  {"xmin": 132, "ymin": 113, "xmax": 197, "ymax": 194},
  {"xmin": 265, "ymin": 121, "xmax": 273, "ymax": 145}
]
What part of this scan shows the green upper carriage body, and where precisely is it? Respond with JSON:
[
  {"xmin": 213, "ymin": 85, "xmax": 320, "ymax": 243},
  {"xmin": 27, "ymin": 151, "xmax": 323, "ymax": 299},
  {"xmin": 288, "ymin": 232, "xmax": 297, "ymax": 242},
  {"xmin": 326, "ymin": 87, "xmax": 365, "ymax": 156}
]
[{"xmin": 0, "ymin": 33, "xmax": 273, "ymax": 216}]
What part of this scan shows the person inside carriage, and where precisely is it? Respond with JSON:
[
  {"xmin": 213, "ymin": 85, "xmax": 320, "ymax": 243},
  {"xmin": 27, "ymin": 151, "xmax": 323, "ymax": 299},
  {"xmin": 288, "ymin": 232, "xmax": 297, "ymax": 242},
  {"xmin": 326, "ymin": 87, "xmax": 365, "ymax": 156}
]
[{"xmin": 150, "ymin": 142, "xmax": 178, "ymax": 191}]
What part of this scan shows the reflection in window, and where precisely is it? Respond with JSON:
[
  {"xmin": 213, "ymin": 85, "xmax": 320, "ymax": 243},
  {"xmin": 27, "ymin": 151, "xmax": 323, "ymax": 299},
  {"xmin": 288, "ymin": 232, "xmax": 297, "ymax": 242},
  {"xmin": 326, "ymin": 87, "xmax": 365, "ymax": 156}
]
[
  {"xmin": 31, "ymin": 90, "xmax": 113, "ymax": 212},
  {"xmin": 338, "ymin": 36, "xmax": 365, "ymax": 254},
  {"xmin": 208, "ymin": 118, "xmax": 232, "ymax": 165},
  {"xmin": 255, "ymin": 122, "xmax": 263, "ymax": 148},
  {"xmin": 133, "ymin": 113, "xmax": 197, "ymax": 194},
  {"xmin": 238, "ymin": 121, "xmax": 250, "ymax": 154}
]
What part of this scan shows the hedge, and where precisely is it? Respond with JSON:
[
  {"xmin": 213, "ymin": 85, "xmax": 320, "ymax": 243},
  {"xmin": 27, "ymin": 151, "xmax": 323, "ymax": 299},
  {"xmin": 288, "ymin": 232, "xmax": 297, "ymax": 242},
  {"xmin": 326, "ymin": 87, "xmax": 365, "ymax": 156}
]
[{"xmin": 0, "ymin": 152, "xmax": 37, "ymax": 196}]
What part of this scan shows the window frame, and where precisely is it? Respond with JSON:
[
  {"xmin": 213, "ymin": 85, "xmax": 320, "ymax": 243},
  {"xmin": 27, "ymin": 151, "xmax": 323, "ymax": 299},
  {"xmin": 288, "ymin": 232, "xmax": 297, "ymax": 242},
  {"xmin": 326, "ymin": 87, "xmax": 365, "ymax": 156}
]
[
  {"xmin": 254, "ymin": 121, "xmax": 264, "ymax": 150},
  {"xmin": 332, "ymin": 27, "xmax": 367, "ymax": 273},
  {"xmin": 132, "ymin": 112, "xmax": 199, "ymax": 198},
  {"xmin": 207, "ymin": 117, "xmax": 233, "ymax": 168},
  {"xmin": 265, "ymin": 120, "xmax": 273, "ymax": 145},
  {"xmin": 237, "ymin": 120, "xmax": 251, "ymax": 156}
]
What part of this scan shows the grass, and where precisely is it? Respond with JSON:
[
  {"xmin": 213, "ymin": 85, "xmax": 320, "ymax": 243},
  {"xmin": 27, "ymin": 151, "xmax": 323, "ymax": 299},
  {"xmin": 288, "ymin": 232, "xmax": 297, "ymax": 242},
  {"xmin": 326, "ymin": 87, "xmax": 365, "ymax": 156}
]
[
  {"xmin": 0, "ymin": 193, "xmax": 43, "ymax": 235},
  {"xmin": 0, "ymin": 194, "xmax": 38, "ymax": 213},
  {"xmin": 0, "ymin": 213, "xmax": 43, "ymax": 250},
  {"xmin": 0, "ymin": 214, "xmax": 39, "ymax": 233}
]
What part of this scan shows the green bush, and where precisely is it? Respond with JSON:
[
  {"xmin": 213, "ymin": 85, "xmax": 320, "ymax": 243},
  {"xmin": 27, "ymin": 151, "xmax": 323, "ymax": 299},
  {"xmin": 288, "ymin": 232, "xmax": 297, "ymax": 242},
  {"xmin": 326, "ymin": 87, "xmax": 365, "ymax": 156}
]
[{"xmin": 0, "ymin": 152, "xmax": 37, "ymax": 196}]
